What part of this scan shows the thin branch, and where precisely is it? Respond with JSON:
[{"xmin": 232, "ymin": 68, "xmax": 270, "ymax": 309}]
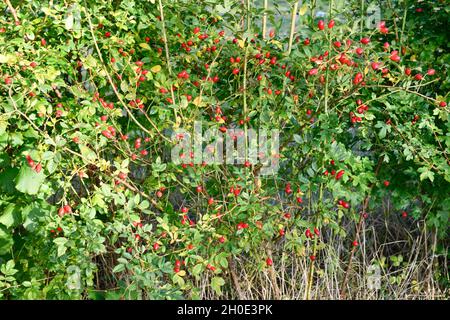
[{"xmin": 5, "ymin": 0, "xmax": 20, "ymax": 24}]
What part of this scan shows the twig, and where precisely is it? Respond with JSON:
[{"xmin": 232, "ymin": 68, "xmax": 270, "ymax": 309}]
[{"xmin": 5, "ymin": 0, "xmax": 20, "ymax": 24}]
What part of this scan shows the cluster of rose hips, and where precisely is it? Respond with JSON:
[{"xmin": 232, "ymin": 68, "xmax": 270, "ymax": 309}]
[
  {"xmin": 26, "ymin": 155, "xmax": 42, "ymax": 173},
  {"xmin": 173, "ymin": 259, "xmax": 185, "ymax": 273},
  {"xmin": 305, "ymin": 228, "xmax": 320, "ymax": 239},
  {"xmin": 50, "ymin": 227, "xmax": 63, "ymax": 237},
  {"xmin": 323, "ymin": 161, "xmax": 345, "ymax": 181},
  {"xmin": 57, "ymin": 204, "xmax": 72, "ymax": 217},
  {"xmin": 337, "ymin": 199, "xmax": 350, "ymax": 209}
]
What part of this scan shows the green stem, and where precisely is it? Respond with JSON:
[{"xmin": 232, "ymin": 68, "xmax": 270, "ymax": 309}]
[
  {"xmin": 324, "ymin": 0, "xmax": 334, "ymax": 113},
  {"xmin": 310, "ymin": 0, "xmax": 316, "ymax": 23},
  {"xmin": 400, "ymin": 0, "xmax": 408, "ymax": 46},
  {"xmin": 360, "ymin": 0, "xmax": 365, "ymax": 34},
  {"xmin": 262, "ymin": 0, "xmax": 268, "ymax": 39},
  {"xmin": 287, "ymin": 2, "xmax": 298, "ymax": 56}
]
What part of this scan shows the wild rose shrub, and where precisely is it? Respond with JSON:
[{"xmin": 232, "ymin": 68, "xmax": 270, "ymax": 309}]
[{"xmin": 0, "ymin": 1, "xmax": 448, "ymax": 299}]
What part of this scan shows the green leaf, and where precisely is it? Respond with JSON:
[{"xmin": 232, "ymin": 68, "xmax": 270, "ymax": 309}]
[
  {"xmin": 0, "ymin": 204, "xmax": 22, "ymax": 228},
  {"xmin": 15, "ymin": 165, "xmax": 46, "ymax": 195},
  {"xmin": 192, "ymin": 264, "xmax": 203, "ymax": 276},
  {"xmin": 79, "ymin": 145, "xmax": 97, "ymax": 163},
  {"xmin": 211, "ymin": 276, "xmax": 225, "ymax": 295},
  {"xmin": 112, "ymin": 264, "xmax": 125, "ymax": 273},
  {"xmin": 53, "ymin": 237, "xmax": 68, "ymax": 257},
  {"xmin": 0, "ymin": 225, "xmax": 13, "ymax": 255}
]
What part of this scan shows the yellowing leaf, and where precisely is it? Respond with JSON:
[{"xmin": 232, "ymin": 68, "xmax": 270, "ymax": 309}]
[
  {"xmin": 0, "ymin": 54, "xmax": 18, "ymax": 64},
  {"xmin": 139, "ymin": 43, "xmax": 151, "ymax": 50},
  {"xmin": 299, "ymin": 4, "xmax": 308, "ymax": 16},
  {"xmin": 237, "ymin": 39, "xmax": 245, "ymax": 48},
  {"xmin": 65, "ymin": 13, "xmax": 74, "ymax": 30},
  {"xmin": 151, "ymin": 65, "xmax": 161, "ymax": 73},
  {"xmin": 193, "ymin": 96, "xmax": 203, "ymax": 106}
]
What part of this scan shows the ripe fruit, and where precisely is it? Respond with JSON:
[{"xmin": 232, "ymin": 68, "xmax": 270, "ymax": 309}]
[
  {"xmin": 34, "ymin": 163, "xmax": 42, "ymax": 173},
  {"xmin": 360, "ymin": 37, "xmax": 370, "ymax": 45},
  {"xmin": 401, "ymin": 211, "xmax": 408, "ymax": 218},
  {"xmin": 328, "ymin": 20, "xmax": 335, "ymax": 29},
  {"xmin": 266, "ymin": 258, "xmax": 273, "ymax": 266},
  {"xmin": 104, "ymin": 32, "xmax": 111, "ymax": 38},
  {"xmin": 232, "ymin": 68, "xmax": 240, "ymax": 75},
  {"xmin": 193, "ymin": 27, "xmax": 200, "ymax": 34},
  {"xmin": 218, "ymin": 236, "xmax": 225, "ymax": 243},
  {"xmin": 379, "ymin": 21, "xmax": 389, "ymax": 34},
  {"xmin": 383, "ymin": 180, "xmax": 390, "ymax": 187},
  {"xmin": 314, "ymin": 228, "xmax": 320, "ymax": 236},
  {"xmin": 177, "ymin": 70, "xmax": 189, "ymax": 79},
  {"xmin": 335, "ymin": 170, "xmax": 345, "ymax": 180},
  {"xmin": 352, "ymin": 240, "xmax": 359, "ymax": 247},
  {"xmin": 285, "ymin": 183, "xmax": 292, "ymax": 194},
  {"xmin": 309, "ymin": 255, "xmax": 316, "ymax": 261},
  {"xmin": 318, "ymin": 20, "xmax": 324, "ymax": 31},
  {"xmin": 439, "ymin": 101, "xmax": 447, "ymax": 108},
  {"xmin": 308, "ymin": 68, "xmax": 318, "ymax": 76},
  {"xmin": 153, "ymin": 243, "xmax": 160, "ymax": 250},
  {"xmin": 305, "ymin": 229, "xmax": 312, "ymax": 238},
  {"xmin": 390, "ymin": 51, "xmax": 401, "ymax": 62},
  {"xmin": 353, "ymin": 72, "xmax": 363, "ymax": 85}
]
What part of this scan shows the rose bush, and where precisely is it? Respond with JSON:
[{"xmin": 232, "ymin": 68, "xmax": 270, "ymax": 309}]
[{"xmin": 0, "ymin": 0, "xmax": 448, "ymax": 299}]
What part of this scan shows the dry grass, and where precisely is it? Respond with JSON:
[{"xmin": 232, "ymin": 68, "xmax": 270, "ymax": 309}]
[{"xmin": 198, "ymin": 212, "xmax": 448, "ymax": 300}]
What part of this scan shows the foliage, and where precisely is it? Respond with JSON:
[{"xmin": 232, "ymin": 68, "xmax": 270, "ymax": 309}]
[{"xmin": 0, "ymin": 0, "xmax": 448, "ymax": 299}]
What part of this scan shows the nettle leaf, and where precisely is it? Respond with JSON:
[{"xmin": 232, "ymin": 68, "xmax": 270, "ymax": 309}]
[{"xmin": 15, "ymin": 165, "xmax": 46, "ymax": 195}]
